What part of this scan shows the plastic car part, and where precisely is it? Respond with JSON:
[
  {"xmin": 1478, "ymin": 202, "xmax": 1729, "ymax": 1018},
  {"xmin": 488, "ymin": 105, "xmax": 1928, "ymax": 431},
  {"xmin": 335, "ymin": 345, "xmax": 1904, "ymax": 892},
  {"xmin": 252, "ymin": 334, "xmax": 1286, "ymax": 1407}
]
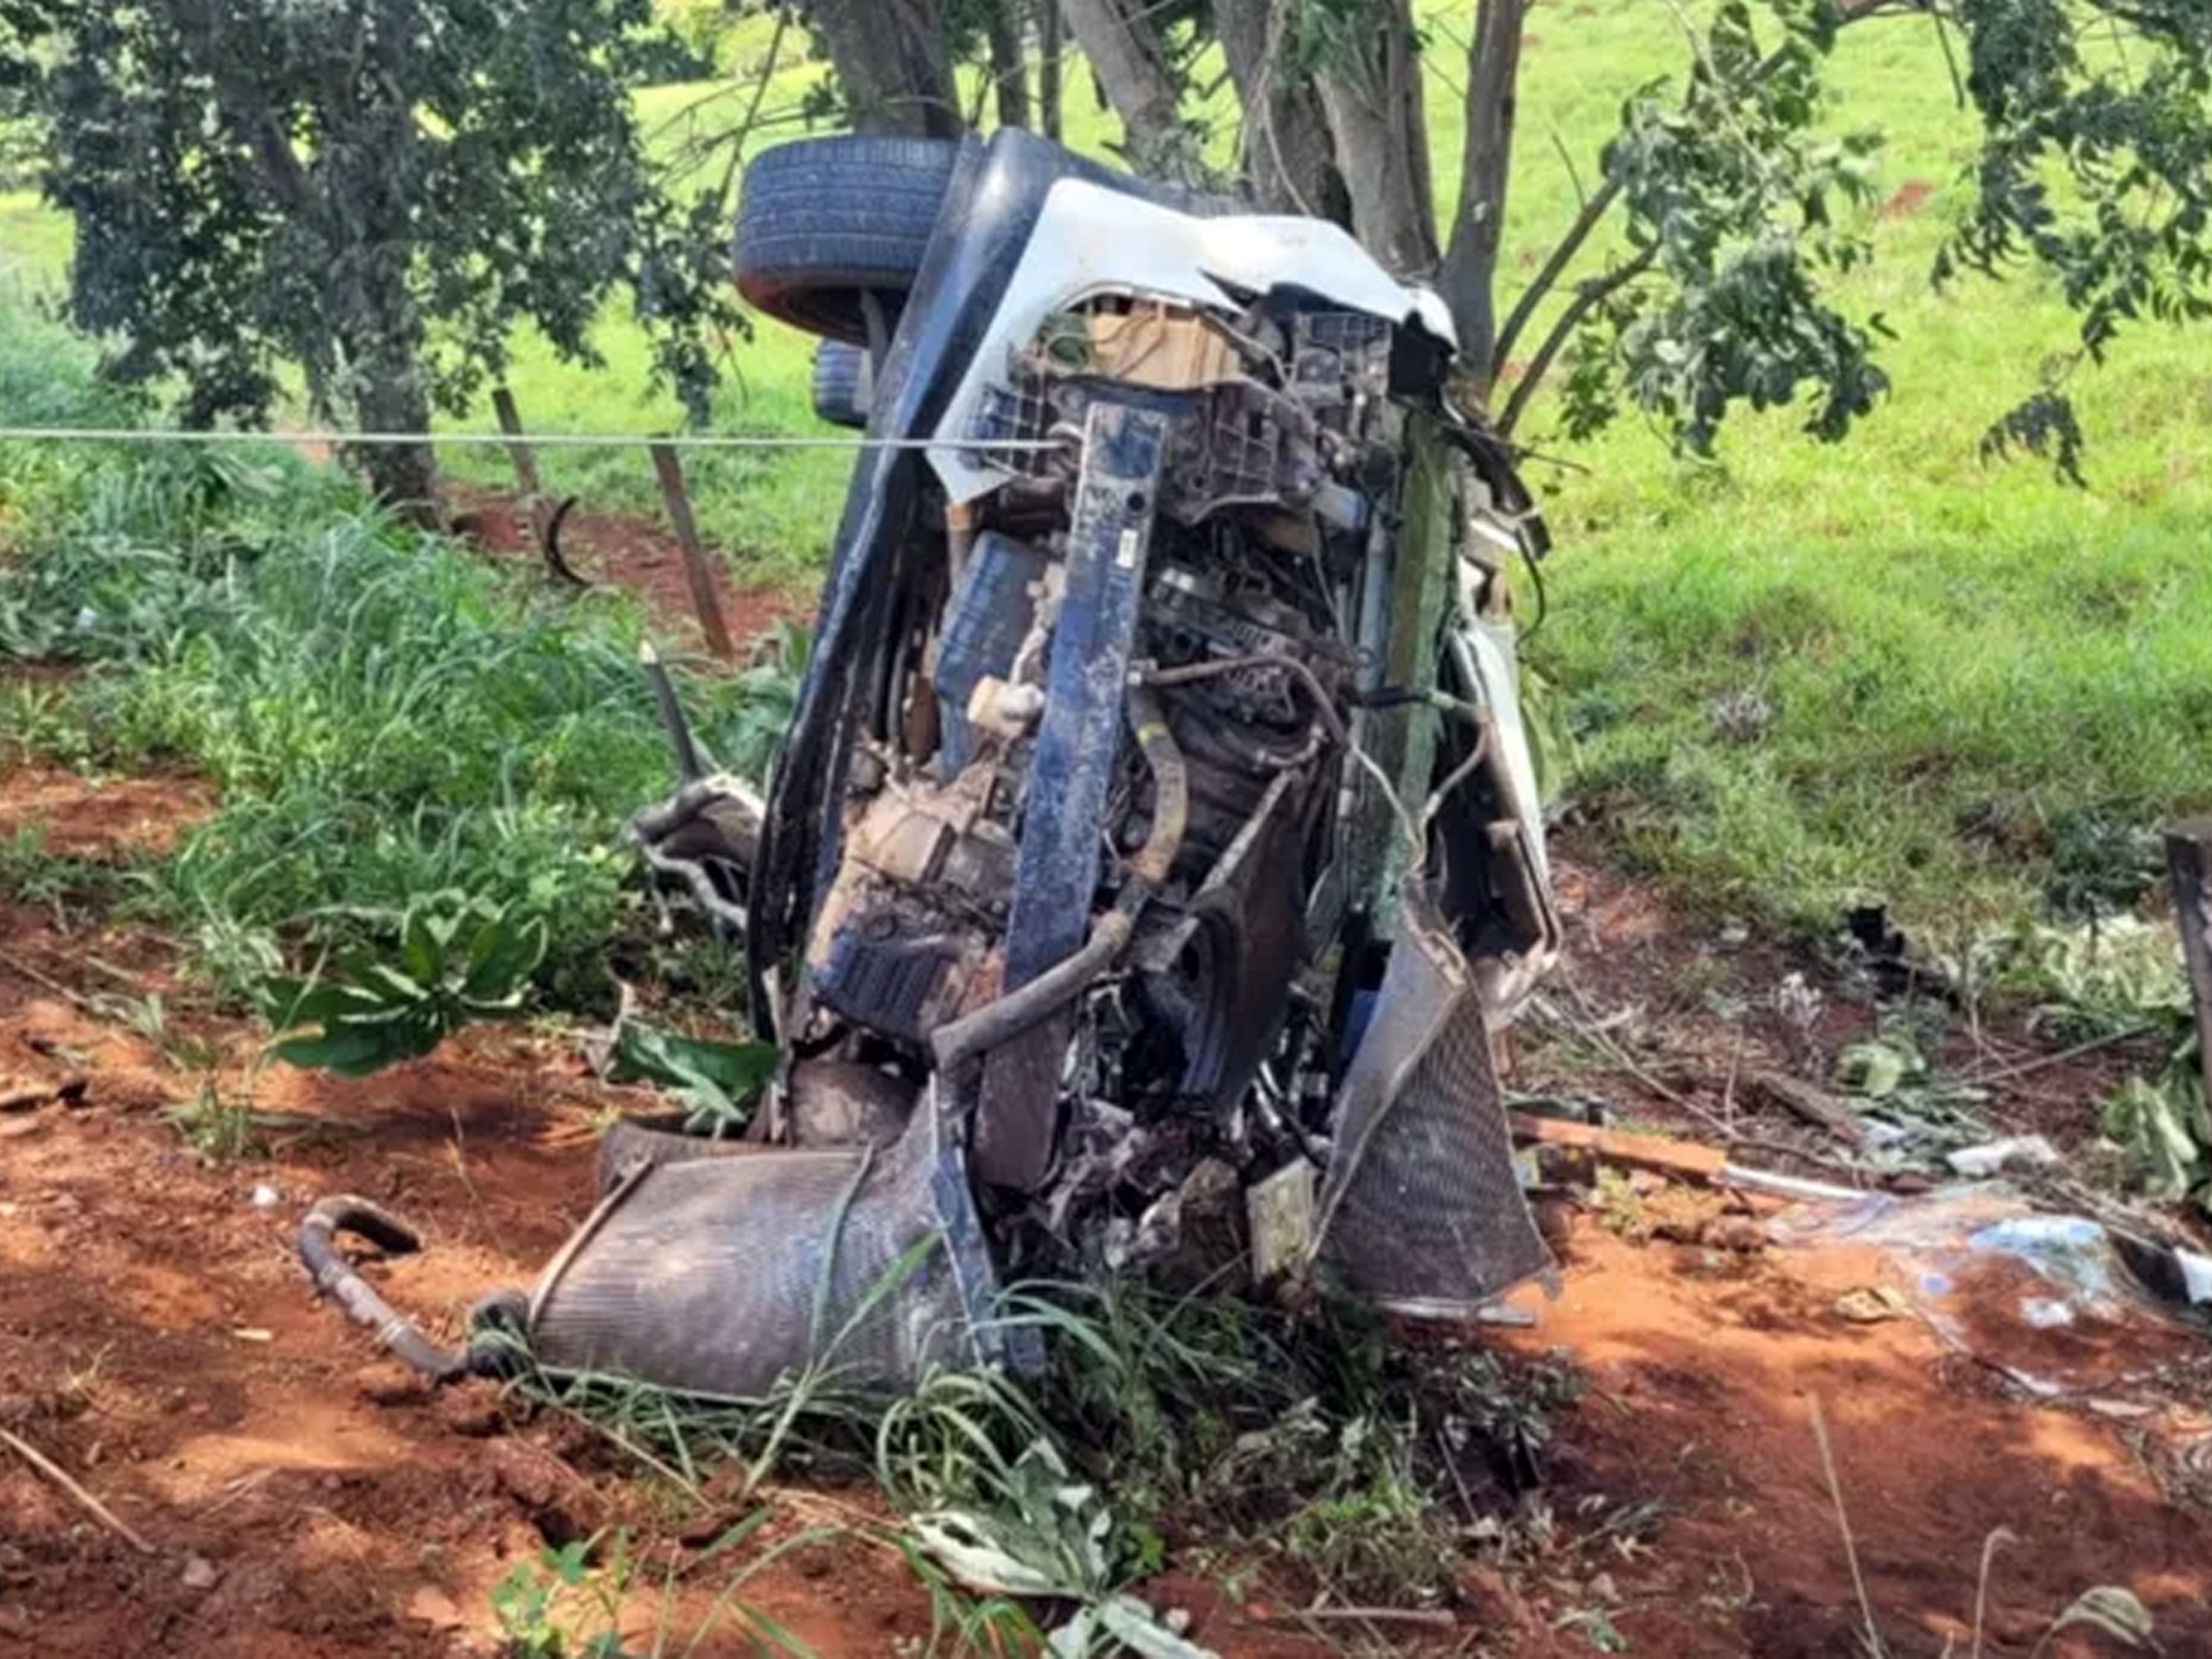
[{"xmin": 933, "ymin": 529, "xmax": 1050, "ymax": 773}]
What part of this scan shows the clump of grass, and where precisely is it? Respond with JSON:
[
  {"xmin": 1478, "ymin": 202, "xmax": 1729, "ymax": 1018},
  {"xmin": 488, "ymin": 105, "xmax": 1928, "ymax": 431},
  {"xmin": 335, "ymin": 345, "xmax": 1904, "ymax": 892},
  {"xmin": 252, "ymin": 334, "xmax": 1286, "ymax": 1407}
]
[
  {"xmin": 0, "ymin": 824, "xmax": 123, "ymax": 926},
  {"xmin": 517, "ymin": 1276, "xmax": 1584, "ymax": 1619},
  {"xmin": 0, "ymin": 324, "xmax": 800, "ymax": 1015}
]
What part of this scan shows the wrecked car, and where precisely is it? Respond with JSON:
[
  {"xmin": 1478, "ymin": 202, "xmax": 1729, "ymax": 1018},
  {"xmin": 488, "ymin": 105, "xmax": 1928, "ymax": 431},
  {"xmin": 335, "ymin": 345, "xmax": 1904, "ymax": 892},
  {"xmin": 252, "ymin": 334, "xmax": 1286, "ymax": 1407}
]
[{"xmin": 305, "ymin": 129, "xmax": 1563, "ymax": 1399}]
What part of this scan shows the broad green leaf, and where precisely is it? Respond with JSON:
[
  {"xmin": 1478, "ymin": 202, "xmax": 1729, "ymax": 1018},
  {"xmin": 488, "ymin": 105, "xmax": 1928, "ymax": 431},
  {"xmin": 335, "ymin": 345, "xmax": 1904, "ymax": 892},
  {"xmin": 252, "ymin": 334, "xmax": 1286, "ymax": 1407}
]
[
  {"xmin": 273, "ymin": 1024, "xmax": 410, "ymax": 1076},
  {"xmin": 611, "ymin": 1023, "xmax": 778, "ymax": 1100},
  {"xmin": 398, "ymin": 907, "xmax": 441, "ymax": 987},
  {"xmin": 1839, "ymin": 1040, "xmax": 1908, "ymax": 1100},
  {"xmin": 461, "ymin": 907, "xmax": 548, "ymax": 1004}
]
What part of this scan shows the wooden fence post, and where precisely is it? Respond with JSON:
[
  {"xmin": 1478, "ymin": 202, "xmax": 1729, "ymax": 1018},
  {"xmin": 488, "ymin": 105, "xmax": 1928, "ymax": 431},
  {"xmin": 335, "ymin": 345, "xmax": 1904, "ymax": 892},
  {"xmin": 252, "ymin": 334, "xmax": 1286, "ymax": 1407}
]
[
  {"xmin": 647, "ymin": 442, "xmax": 735, "ymax": 662},
  {"xmin": 490, "ymin": 388, "xmax": 553, "ymax": 546},
  {"xmin": 2166, "ymin": 818, "xmax": 2212, "ymax": 1133}
]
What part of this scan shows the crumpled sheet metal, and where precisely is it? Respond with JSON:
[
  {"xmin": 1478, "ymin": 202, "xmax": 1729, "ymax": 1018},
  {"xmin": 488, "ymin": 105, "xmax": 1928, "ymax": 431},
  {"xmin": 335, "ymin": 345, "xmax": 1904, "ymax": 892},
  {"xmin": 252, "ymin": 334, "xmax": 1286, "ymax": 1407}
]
[
  {"xmin": 528, "ymin": 1098, "xmax": 1005, "ymax": 1400},
  {"xmin": 1769, "ymin": 1183, "xmax": 2210, "ymax": 1398},
  {"xmin": 1314, "ymin": 899, "xmax": 1554, "ymax": 1315}
]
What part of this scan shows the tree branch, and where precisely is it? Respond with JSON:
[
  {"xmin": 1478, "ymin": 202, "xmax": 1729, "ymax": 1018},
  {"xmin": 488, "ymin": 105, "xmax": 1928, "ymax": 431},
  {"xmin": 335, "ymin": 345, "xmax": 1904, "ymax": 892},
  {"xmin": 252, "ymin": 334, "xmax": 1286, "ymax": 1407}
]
[
  {"xmin": 1439, "ymin": 0, "xmax": 1526, "ymax": 385},
  {"xmin": 1491, "ymin": 0, "xmax": 1913, "ymax": 387},
  {"xmin": 1497, "ymin": 243, "xmax": 1655, "ymax": 437},
  {"xmin": 1490, "ymin": 173, "xmax": 1621, "ymax": 380}
]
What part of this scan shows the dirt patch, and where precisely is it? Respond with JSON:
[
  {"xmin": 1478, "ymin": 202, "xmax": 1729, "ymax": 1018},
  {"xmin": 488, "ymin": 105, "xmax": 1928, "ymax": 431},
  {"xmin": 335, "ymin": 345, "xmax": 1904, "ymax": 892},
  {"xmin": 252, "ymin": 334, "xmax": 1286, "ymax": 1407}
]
[
  {"xmin": 1500, "ymin": 1211, "xmax": 2212, "ymax": 1656},
  {"xmin": 3, "ymin": 761, "xmax": 2209, "ymax": 1657},
  {"xmin": 1883, "ymin": 178, "xmax": 1938, "ymax": 220},
  {"xmin": 0, "ymin": 764, "xmax": 213, "ymax": 862},
  {"xmin": 448, "ymin": 485, "xmax": 806, "ymax": 658}
]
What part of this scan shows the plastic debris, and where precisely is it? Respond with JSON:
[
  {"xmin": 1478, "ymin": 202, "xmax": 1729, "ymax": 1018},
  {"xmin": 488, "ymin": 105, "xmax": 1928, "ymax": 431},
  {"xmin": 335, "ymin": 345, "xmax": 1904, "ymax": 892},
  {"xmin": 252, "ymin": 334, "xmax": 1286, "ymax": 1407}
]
[
  {"xmin": 1945, "ymin": 1136, "xmax": 2059, "ymax": 1178},
  {"xmin": 1770, "ymin": 1183, "xmax": 2209, "ymax": 1397},
  {"xmin": 1834, "ymin": 1286, "xmax": 1912, "ymax": 1323}
]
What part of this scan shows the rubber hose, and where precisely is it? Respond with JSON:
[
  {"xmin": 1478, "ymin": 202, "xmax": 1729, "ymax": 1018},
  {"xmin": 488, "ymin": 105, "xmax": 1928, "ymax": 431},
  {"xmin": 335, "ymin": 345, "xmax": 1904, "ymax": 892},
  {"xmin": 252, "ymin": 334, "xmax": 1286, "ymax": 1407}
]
[
  {"xmin": 1141, "ymin": 655, "xmax": 1348, "ymax": 748},
  {"xmin": 1124, "ymin": 685, "xmax": 1189, "ymax": 889},
  {"xmin": 929, "ymin": 685, "xmax": 1193, "ymax": 1071},
  {"xmin": 931, "ymin": 908, "xmax": 1134, "ymax": 1072},
  {"xmin": 299, "ymin": 1196, "xmax": 481, "ymax": 1383}
]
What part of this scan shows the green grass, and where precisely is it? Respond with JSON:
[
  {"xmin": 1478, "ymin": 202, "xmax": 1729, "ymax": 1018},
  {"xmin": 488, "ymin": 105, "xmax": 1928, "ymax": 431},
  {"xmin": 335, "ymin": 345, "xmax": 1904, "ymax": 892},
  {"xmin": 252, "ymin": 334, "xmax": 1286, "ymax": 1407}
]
[
  {"xmin": 0, "ymin": 302, "xmax": 797, "ymax": 1012},
  {"xmin": 8, "ymin": 2, "xmax": 2212, "ymax": 938}
]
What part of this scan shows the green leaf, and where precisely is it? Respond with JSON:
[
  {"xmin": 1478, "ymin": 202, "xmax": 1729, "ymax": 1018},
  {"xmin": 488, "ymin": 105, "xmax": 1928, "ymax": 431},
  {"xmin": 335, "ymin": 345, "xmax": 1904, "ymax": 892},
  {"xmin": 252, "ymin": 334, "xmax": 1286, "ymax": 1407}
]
[
  {"xmin": 273, "ymin": 1023, "xmax": 412, "ymax": 1077},
  {"xmin": 460, "ymin": 905, "xmax": 548, "ymax": 1004},
  {"xmin": 398, "ymin": 907, "xmax": 442, "ymax": 987},
  {"xmin": 1839, "ymin": 1040, "xmax": 1909, "ymax": 1100},
  {"xmin": 610, "ymin": 1023, "xmax": 778, "ymax": 1100}
]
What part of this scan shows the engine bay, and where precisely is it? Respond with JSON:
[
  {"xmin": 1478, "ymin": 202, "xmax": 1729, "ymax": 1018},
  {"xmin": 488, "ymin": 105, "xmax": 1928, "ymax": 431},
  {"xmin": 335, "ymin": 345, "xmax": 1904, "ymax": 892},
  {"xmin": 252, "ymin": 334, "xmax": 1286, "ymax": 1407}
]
[{"xmin": 771, "ymin": 287, "xmax": 1547, "ymax": 1276}]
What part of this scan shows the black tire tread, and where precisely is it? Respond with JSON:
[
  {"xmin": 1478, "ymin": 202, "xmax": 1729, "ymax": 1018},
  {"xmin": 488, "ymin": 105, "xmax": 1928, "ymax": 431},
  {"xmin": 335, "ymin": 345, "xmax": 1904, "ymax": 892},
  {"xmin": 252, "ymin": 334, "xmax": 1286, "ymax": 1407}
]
[
  {"xmin": 734, "ymin": 136, "xmax": 959, "ymax": 342},
  {"xmin": 811, "ymin": 339, "xmax": 869, "ymax": 429}
]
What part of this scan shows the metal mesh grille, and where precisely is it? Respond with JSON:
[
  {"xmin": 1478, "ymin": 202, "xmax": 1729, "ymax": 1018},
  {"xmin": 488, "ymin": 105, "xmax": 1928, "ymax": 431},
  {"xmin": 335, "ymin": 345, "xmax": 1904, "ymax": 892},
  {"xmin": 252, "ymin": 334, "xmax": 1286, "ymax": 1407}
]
[
  {"xmin": 1316, "ymin": 923, "xmax": 1552, "ymax": 1314},
  {"xmin": 530, "ymin": 1111, "xmax": 997, "ymax": 1398}
]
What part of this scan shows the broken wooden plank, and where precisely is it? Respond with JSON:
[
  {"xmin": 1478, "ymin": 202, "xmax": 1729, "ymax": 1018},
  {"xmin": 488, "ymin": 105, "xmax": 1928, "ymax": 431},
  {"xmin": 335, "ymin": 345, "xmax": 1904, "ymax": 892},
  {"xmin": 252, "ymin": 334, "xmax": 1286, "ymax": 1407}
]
[
  {"xmin": 1506, "ymin": 1110, "xmax": 1729, "ymax": 1182},
  {"xmin": 1742, "ymin": 1068, "xmax": 1866, "ymax": 1147}
]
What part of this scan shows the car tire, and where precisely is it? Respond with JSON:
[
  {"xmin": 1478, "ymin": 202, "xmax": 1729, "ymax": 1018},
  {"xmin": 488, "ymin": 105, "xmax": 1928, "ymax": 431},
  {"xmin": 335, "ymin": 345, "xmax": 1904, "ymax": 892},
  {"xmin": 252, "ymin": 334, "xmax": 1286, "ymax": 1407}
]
[
  {"xmin": 810, "ymin": 339, "xmax": 872, "ymax": 430},
  {"xmin": 733, "ymin": 135, "xmax": 959, "ymax": 344}
]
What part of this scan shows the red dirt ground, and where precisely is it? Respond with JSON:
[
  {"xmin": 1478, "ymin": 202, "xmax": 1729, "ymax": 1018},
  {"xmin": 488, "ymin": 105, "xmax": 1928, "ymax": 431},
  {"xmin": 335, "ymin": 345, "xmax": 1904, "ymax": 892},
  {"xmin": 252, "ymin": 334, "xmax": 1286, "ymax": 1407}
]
[
  {"xmin": 2, "ymin": 763, "xmax": 2209, "ymax": 1656},
  {"xmin": 448, "ymin": 485, "xmax": 805, "ymax": 659}
]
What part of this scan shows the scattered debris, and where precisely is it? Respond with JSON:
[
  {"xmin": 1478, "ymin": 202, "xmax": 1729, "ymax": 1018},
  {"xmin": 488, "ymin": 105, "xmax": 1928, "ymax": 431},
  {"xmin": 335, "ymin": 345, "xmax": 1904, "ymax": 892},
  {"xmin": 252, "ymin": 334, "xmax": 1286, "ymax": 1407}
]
[
  {"xmin": 179, "ymin": 1557, "xmax": 218, "ymax": 1591},
  {"xmin": 1946, "ymin": 1135, "xmax": 2059, "ymax": 1178},
  {"xmin": 1771, "ymin": 1184, "xmax": 2210, "ymax": 1397},
  {"xmin": 0, "ymin": 1427, "xmax": 155, "ymax": 1556},
  {"xmin": 1834, "ymin": 1286, "xmax": 1912, "ymax": 1324}
]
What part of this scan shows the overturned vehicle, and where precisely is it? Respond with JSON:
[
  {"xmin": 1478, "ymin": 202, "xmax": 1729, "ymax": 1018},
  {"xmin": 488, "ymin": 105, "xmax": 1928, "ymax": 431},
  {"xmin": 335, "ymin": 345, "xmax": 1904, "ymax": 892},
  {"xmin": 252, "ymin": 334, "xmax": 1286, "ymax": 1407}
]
[{"xmin": 306, "ymin": 129, "xmax": 1564, "ymax": 1398}]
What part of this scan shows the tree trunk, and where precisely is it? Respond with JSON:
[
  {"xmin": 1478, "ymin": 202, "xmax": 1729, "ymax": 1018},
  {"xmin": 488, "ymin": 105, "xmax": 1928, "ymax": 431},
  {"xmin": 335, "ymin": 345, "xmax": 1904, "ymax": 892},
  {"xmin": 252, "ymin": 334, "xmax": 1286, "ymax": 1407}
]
[
  {"xmin": 339, "ymin": 198, "xmax": 438, "ymax": 519},
  {"xmin": 1056, "ymin": 0, "xmax": 1183, "ymax": 165},
  {"xmin": 1313, "ymin": 0, "xmax": 1439, "ymax": 276},
  {"xmin": 1440, "ymin": 0, "xmax": 1524, "ymax": 391},
  {"xmin": 801, "ymin": 0, "xmax": 962, "ymax": 137},
  {"xmin": 985, "ymin": 0, "xmax": 1030, "ymax": 129},
  {"xmin": 324, "ymin": 22, "xmax": 440, "ymax": 524},
  {"xmin": 1216, "ymin": 0, "xmax": 1350, "ymax": 226},
  {"xmin": 1037, "ymin": 0, "xmax": 1063, "ymax": 139},
  {"xmin": 346, "ymin": 328, "xmax": 439, "ymax": 521}
]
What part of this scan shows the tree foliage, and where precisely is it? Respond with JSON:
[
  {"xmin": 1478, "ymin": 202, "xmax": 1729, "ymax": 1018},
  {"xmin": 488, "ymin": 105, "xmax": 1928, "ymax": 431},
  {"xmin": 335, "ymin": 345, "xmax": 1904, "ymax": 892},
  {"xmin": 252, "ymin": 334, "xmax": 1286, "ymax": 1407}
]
[
  {"xmin": 21, "ymin": 0, "xmax": 739, "ymax": 512},
  {"xmin": 791, "ymin": 0, "xmax": 2212, "ymax": 476}
]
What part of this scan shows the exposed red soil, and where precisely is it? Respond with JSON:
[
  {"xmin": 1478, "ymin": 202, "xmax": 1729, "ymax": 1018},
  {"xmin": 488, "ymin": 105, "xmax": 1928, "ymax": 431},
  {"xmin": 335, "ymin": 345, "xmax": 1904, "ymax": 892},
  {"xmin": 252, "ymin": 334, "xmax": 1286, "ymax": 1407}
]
[
  {"xmin": 448, "ymin": 484, "xmax": 806, "ymax": 660},
  {"xmin": 1498, "ymin": 1214, "xmax": 2212, "ymax": 1656},
  {"xmin": 2, "ymin": 763, "xmax": 2208, "ymax": 1656},
  {"xmin": 0, "ymin": 765, "xmax": 216, "ymax": 861},
  {"xmin": 1883, "ymin": 178, "xmax": 1938, "ymax": 220}
]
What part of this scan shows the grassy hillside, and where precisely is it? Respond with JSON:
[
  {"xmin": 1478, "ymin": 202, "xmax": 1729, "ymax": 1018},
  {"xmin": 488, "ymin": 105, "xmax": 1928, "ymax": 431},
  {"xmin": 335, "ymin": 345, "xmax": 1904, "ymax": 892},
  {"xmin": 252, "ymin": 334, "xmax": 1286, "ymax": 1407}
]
[{"xmin": 6, "ymin": 2, "xmax": 2210, "ymax": 939}]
